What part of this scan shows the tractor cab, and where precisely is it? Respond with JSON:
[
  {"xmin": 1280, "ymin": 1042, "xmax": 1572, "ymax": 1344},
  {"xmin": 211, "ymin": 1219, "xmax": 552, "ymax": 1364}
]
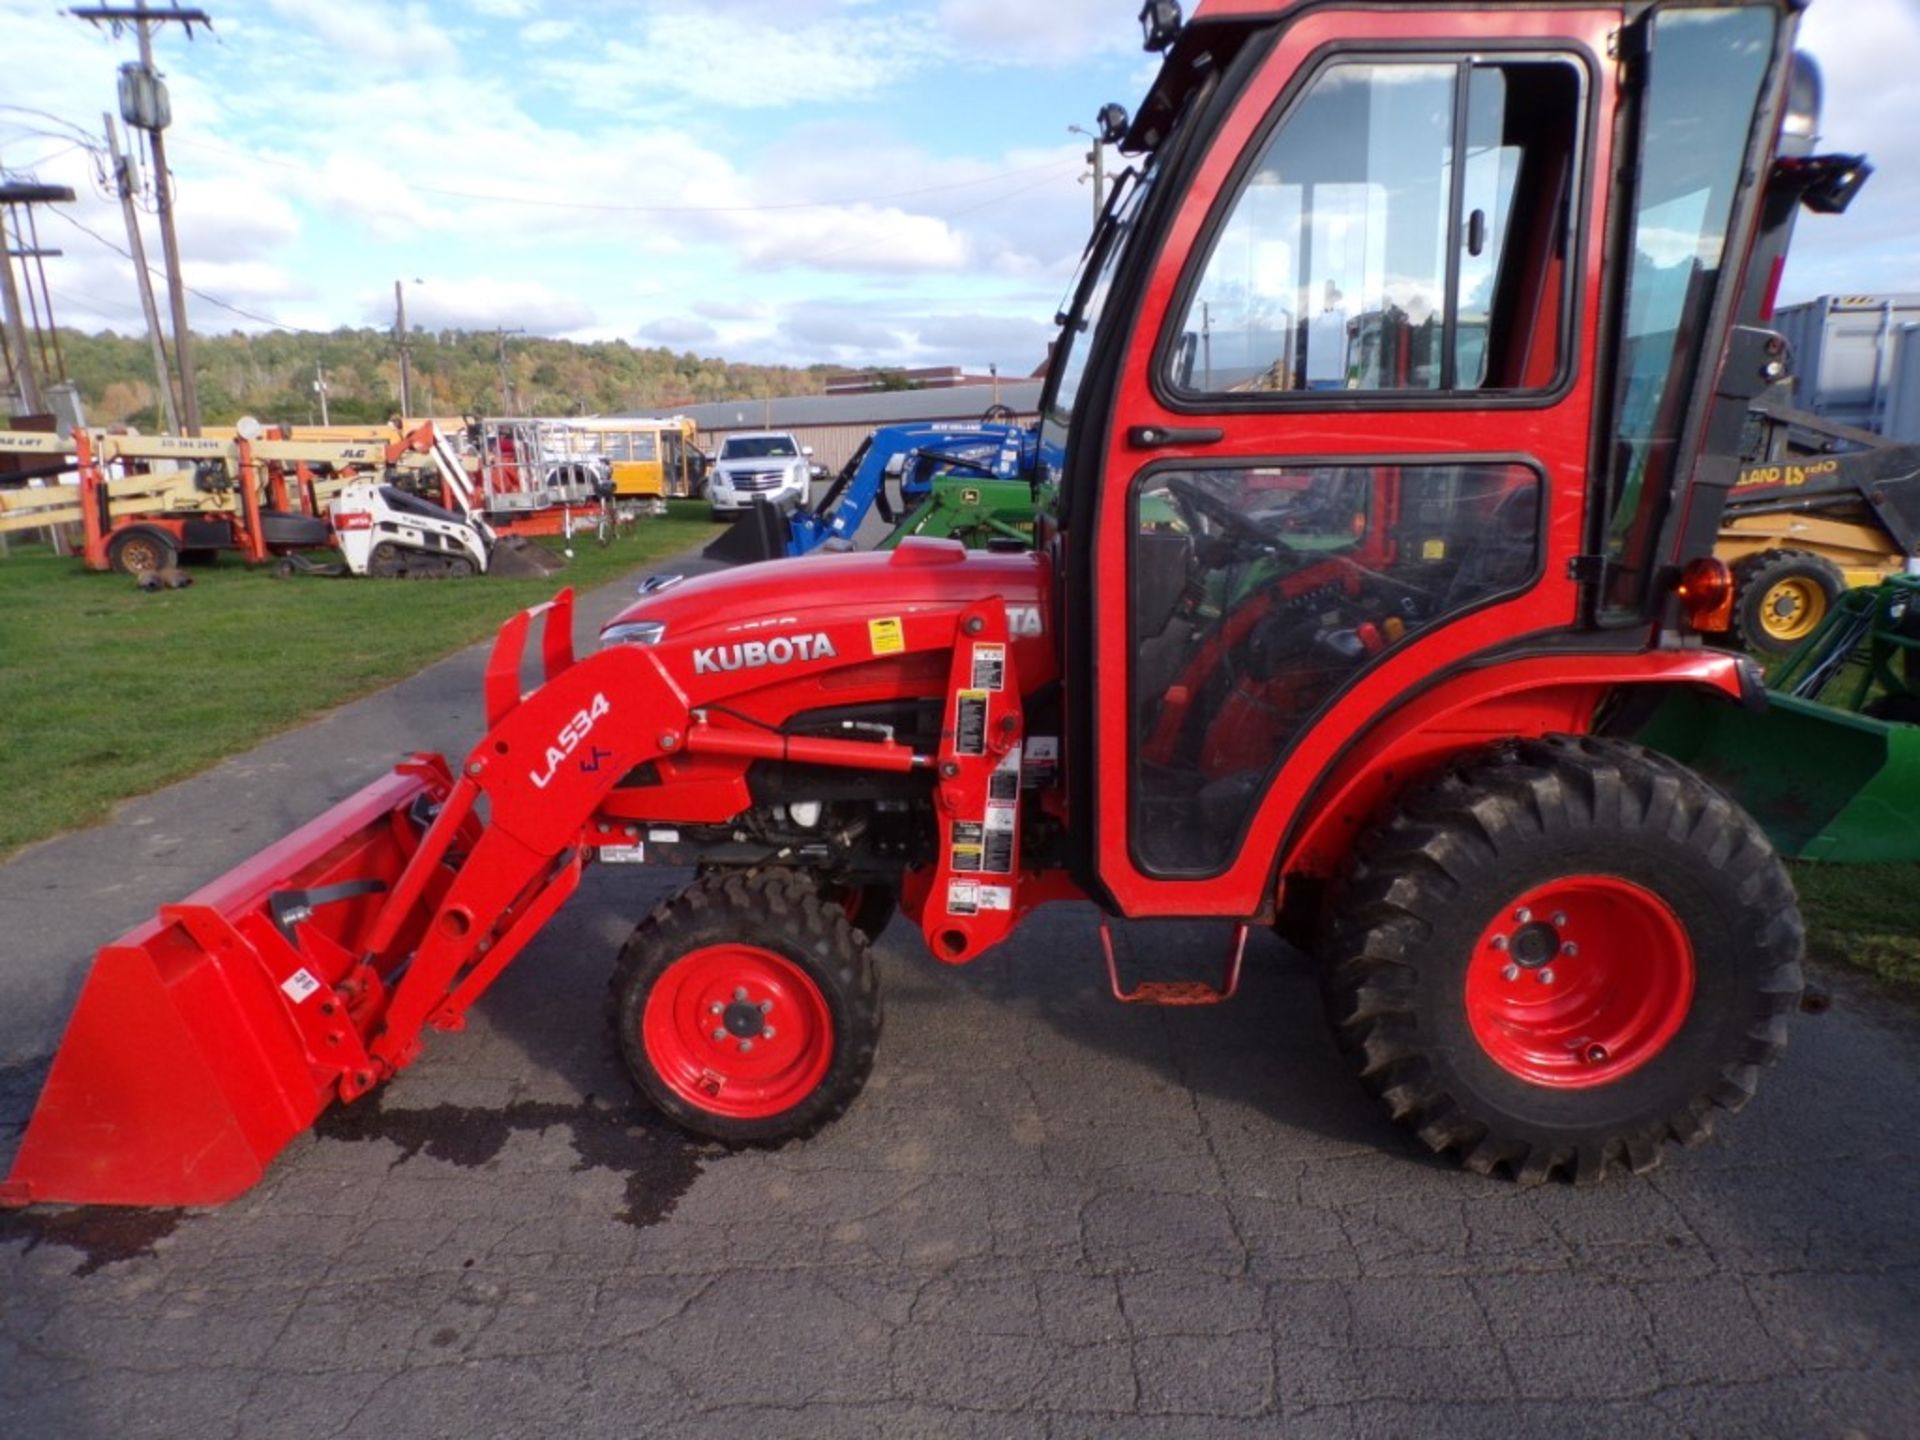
[{"xmin": 1036, "ymin": 0, "xmax": 1803, "ymax": 915}]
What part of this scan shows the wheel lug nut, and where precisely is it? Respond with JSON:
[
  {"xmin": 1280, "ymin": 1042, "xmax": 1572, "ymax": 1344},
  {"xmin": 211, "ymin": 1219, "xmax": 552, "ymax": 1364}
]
[
  {"xmin": 1551, "ymin": 912, "xmax": 1568, "ymax": 928},
  {"xmin": 1561, "ymin": 942, "xmax": 1579, "ymax": 958},
  {"xmin": 734, "ymin": 987, "xmax": 748, "ymax": 1001},
  {"xmin": 758, "ymin": 999, "xmax": 773, "ymax": 1014},
  {"xmin": 1538, "ymin": 969, "xmax": 1556, "ymax": 986},
  {"xmin": 710, "ymin": 1002, "xmax": 723, "ymax": 1015},
  {"xmin": 762, "ymin": 1025, "xmax": 776, "ymax": 1039},
  {"xmin": 711, "ymin": 1027, "xmax": 727, "ymax": 1042},
  {"xmin": 1491, "ymin": 935, "xmax": 1509, "ymax": 952},
  {"xmin": 1515, "ymin": 908, "xmax": 1532, "ymax": 923},
  {"xmin": 1502, "ymin": 964, "xmax": 1520, "ymax": 982},
  {"xmin": 738, "ymin": 1039, "xmax": 754, "ymax": 1053}
]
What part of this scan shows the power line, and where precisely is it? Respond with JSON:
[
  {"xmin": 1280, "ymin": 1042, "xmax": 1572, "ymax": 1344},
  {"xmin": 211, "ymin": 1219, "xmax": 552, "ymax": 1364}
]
[
  {"xmin": 46, "ymin": 206, "xmax": 324, "ymax": 333},
  {"xmin": 0, "ymin": 105, "xmax": 102, "ymax": 143}
]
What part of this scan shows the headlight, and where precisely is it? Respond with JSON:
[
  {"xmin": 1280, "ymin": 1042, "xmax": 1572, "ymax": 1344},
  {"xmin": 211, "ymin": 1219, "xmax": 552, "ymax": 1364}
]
[{"xmin": 601, "ymin": 619, "xmax": 667, "ymax": 648}]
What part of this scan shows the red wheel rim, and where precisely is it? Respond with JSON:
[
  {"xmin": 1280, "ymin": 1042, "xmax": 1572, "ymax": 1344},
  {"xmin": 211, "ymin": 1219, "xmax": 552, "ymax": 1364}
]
[
  {"xmin": 1465, "ymin": 875, "xmax": 1694, "ymax": 1088},
  {"xmin": 641, "ymin": 944, "xmax": 833, "ymax": 1119}
]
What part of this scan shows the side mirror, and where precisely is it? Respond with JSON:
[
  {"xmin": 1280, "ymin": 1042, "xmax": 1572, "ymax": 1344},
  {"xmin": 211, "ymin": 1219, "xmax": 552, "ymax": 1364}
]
[{"xmin": 802, "ymin": 445, "xmax": 815, "ymax": 457}]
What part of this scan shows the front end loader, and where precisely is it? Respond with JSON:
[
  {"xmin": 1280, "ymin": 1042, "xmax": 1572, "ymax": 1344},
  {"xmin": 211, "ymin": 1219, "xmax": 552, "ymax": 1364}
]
[{"xmin": 4, "ymin": 0, "xmax": 1847, "ymax": 1207}]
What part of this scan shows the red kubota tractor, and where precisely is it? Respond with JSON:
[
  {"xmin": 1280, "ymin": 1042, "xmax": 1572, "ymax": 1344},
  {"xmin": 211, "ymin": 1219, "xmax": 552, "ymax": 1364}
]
[{"xmin": 3, "ymin": 0, "xmax": 1861, "ymax": 1207}]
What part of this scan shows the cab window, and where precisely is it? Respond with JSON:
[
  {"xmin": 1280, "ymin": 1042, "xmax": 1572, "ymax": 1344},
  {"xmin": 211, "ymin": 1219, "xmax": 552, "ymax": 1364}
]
[
  {"xmin": 1168, "ymin": 56, "xmax": 1582, "ymax": 398},
  {"xmin": 1131, "ymin": 461, "xmax": 1541, "ymax": 872}
]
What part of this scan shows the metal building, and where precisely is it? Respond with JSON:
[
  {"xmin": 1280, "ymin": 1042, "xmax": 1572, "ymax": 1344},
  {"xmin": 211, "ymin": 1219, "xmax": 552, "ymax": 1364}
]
[
  {"xmin": 641, "ymin": 381, "xmax": 1043, "ymax": 475},
  {"xmin": 1773, "ymin": 294, "xmax": 1920, "ymax": 435}
]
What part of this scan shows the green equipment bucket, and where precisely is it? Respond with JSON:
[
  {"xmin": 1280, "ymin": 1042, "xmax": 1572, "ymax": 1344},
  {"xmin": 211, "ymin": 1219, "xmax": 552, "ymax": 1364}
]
[{"xmin": 1639, "ymin": 689, "xmax": 1920, "ymax": 863}]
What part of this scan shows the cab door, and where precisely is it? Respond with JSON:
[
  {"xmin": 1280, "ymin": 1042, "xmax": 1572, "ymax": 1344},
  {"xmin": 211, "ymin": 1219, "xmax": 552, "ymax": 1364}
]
[{"xmin": 1090, "ymin": 7, "xmax": 1621, "ymax": 915}]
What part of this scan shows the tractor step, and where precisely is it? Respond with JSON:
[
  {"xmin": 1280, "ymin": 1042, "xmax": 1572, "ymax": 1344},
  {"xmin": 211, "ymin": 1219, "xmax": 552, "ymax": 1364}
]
[{"xmin": 1100, "ymin": 921, "xmax": 1248, "ymax": 1006}]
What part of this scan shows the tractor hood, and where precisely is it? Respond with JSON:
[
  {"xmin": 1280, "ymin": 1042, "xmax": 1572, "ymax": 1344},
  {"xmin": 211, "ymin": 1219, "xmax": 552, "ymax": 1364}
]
[{"xmin": 602, "ymin": 538, "xmax": 1053, "ymax": 670}]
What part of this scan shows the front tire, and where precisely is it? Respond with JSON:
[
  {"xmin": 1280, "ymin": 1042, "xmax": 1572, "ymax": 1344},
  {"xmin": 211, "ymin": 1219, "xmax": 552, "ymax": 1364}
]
[
  {"xmin": 1322, "ymin": 736, "xmax": 1802, "ymax": 1184},
  {"xmin": 107, "ymin": 527, "xmax": 177, "ymax": 576},
  {"xmin": 608, "ymin": 870, "xmax": 880, "ymax": 1145},
  {"xmin": 1732, "ymin": 548, "xmax": 1845, "ymax": 655}
]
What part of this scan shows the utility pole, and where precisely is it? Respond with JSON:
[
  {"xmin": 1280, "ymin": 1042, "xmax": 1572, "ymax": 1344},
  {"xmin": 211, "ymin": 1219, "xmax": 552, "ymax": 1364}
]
[
  {"xmin": 313, "ymin": 361, "xmax": 329, "ymax": 425},
  {"xmin": 0, "ymin": 182, "xmax": 76, "ymax": 417},
  {"xmin": 494, "ymin": 327, "xmax": 523, "ymax": 415},
  {"xmin": 74, "ymin": 3, "xmax": 213, "ymax": 436},
  {"xmin": 103, "ymin": 114, "xmax": 180, "ymax": 433},
  {"xmin": 1069, "ymin": 123, "xmax": 1106, "ymax": 227},
  {"xmin": 0, "ymin": 205, "xmax": 41, "ymax": 415},
  {"xmin": 393, "ymin": 278, "xmax": 418, "ymax": 421}
]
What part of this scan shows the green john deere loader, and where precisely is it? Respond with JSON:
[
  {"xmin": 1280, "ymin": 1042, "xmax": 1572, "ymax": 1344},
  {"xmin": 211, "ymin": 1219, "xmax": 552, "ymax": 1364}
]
[{"xmin": 1640, "ymin": 574, "xmax": 1920, "ymax": 862}]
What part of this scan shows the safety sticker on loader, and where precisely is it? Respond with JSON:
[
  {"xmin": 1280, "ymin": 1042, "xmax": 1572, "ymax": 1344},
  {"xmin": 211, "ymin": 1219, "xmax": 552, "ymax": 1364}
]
[
  {"xmin": 1024, "ymin": 736, "xmax": 1058, "ymax": 788},
  {"xmin": 597, "ymin": 843, "xmax": 646, "ymax": 864},
  {"xmin": 988, "ymin": 748, "xmax": 1020, "ymax": 802},
  {"xmin": 868, "ymin": 616, "xmax": 905, "ymax": 655},
  {"xmin": 950, "ymin": 820, "xmax": 985, "ymax": 872},
  {"xmin": 983, "ymin": 803, "xmax": 1015, "ymax": 874},
  {"xmin": 280, "ymin": 968, "xmax": 321, "ymax": 1004},
  {"xmin": 947, "ymin": 879, "xmax": 1012, "ymax": 915},
  {"xmin": 955, "ymin": 690, "xmax": 989, "ymax": 755},
  {"xmin": 971, "ymin": 642, "xmax": 1006, "ymax": 691}
]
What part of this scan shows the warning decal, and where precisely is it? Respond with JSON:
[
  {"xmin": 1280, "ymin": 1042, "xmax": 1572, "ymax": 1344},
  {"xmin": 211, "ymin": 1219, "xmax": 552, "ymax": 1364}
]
[
  {"xmin": 280, "ymin": 968, "xmax": 322, "ymax": 1005},
  {"xmin": 950, "ymin": 819, "xmax": 985, "ymax": 872},
  {"xmin": 946, "ymin": 880, "xmax": 1012, "ymax": 915},
  {"xmin": 869, "ymin": 616, "xmax": 905, "ymax": 655},
  {"xmin": 955, "ymin": 690, "xmax": 989, "ymax": 756},
  {"xmin": 988, "ymin": 747, "xmax": 1021, "ymax": 802},
  {"xmin": 971, "ymin": 642, "xmax": 1006, "ymax": 691}
]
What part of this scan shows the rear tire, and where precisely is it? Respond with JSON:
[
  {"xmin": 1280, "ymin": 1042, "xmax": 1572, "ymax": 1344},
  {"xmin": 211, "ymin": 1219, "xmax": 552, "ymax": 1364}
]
[
  {"xmin": 1732, "ymin": 548, "xmax": 1845, "ymax": 655},
  {"xmin": 608, "ymin": 869, "xmax": 880, "ymax": 1145},
  {"xmin": 1322, "ymin": 735, "xmax": 1803, "ymax": 1184}
]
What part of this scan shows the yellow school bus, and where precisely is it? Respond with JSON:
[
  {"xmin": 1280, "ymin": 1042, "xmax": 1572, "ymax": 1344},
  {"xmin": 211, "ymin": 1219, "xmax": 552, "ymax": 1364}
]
[{"xmin": 576, "ymin": 417, "xmax": 707, "ymax": 499}]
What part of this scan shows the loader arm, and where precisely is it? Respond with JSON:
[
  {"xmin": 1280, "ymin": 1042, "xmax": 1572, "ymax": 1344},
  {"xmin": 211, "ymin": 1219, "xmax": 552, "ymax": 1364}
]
[{"xmin": 2, "ymin": 585, "xmax": 1010, "ymax": 1207}]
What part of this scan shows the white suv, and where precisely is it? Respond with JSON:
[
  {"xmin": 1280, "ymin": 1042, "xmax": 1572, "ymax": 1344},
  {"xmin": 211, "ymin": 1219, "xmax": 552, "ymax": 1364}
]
[{"xmin": 707, "ymin": 432, "xmax": 813, "ymax": 518}]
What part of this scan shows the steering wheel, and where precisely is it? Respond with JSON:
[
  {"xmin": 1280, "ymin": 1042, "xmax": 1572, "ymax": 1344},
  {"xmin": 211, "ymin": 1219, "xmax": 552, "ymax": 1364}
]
[
  {"xmin": 1164, "ymin": 475, "xmax": 1301, "ymax": 559},
  {"xmin": 980, "ymin": 404, "xmax": 1018, "ymax": 425}
]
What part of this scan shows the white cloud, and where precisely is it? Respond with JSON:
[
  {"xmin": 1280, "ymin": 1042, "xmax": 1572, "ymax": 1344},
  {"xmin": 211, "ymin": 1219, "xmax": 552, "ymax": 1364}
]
[
  {"xmin": 369, "ymin": 276, "xmax": 599, "ymax": 334},
  {"xmin": 521, "ymin": 18, "xmax": 580, "ymax": 45},
  {"xmin": 535, "ymin": 6, "xmax": 943, "ymax": 110},
  {"xmin": 1781, "ymin": 0, "xmax": 1920, "ymax": 301},
  {"xmin": 936, "ymin": 0, "xmax": 1137, "ymax": 66},
  {"xmin": 639, "ymin": 315, "xmax": 720, "ymax": 346},
  {"xmin": 261, "ymin": 0, "xmax": 458, "ymax": 74}
]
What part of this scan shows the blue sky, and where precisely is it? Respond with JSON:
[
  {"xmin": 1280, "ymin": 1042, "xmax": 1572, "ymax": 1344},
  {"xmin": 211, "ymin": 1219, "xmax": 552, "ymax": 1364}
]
[{"xmin": 2, "ymin": 0, "xmax": 1916, "ymax": 376}]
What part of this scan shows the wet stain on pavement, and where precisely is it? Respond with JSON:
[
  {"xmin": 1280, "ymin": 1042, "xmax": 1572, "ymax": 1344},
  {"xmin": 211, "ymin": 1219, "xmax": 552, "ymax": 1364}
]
[
  {"xmin": 313, "ymin": 1092, "xmax": 707, "ymax": 1228},
  {"xmin": 0, "ymin": 1058, "xmax": 187, "ymax": 1277},
  {"xmin": 0, "ymin": 1205, "xmax": 184, "ymax": 1278}
]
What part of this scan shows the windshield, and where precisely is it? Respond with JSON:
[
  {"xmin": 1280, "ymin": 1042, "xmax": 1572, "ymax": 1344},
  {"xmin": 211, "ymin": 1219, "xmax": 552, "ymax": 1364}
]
[
  {"xmin": 722, "ymin": 436, "xmax": 797, "ymax": 460},
  {"xmin": 1040, "ymin": 165, "xmax": 1152, "ymax": 470}
]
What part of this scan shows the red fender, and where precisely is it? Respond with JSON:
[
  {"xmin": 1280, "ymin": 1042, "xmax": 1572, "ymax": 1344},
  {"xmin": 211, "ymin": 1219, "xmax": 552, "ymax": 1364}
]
[{"xmin": 1281, "ymin": 650, "xmax": 1754, "ymax": 881}]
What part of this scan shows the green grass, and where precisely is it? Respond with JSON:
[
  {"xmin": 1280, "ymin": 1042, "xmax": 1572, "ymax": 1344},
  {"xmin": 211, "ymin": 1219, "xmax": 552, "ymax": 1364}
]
[
  {"xmin": 0, "ymin": 503, "xmax": 711, "ymax": 858},
  {"xmin": 1793, "ymin": 861, "xmax": 1920, "ymax": 994}
]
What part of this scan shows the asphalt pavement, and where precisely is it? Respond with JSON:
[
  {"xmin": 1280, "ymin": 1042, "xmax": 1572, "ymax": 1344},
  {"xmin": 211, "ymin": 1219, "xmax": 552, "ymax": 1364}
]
[{"xmin": 2, "ymin": 537, "xmax": 1917, "ymax": 1439}]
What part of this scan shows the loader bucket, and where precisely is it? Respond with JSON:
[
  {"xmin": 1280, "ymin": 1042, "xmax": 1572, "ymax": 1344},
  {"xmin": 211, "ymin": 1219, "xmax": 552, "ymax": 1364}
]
[
  {"xmin": 703, "ymin": 498, "xmax": 791, "ymax": 566},
  {"xmin": 1637, "ymin": 690, "xmax": 1920, "ymax": 863},
  {"xmin": 1, "ymin": 759, "xmax": 462, "ymax": 1208},
  {"xmin": 488, "ymin": 534, "xmax": 569, "ymax": 578}
]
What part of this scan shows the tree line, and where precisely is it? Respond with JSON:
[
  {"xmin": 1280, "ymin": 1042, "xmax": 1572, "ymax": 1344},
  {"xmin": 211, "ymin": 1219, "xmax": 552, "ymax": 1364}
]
[{"xmin": 52, "ymin": 327, "xmax": 833, "ymax": 429}]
